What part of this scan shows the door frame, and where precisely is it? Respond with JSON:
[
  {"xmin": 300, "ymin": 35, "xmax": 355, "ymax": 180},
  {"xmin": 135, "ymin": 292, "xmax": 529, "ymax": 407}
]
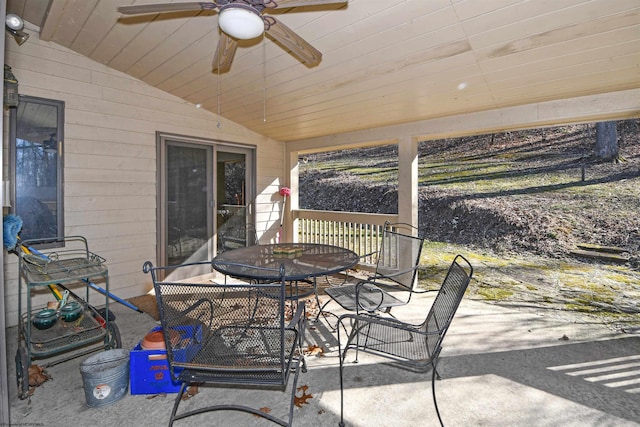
[{"xmin": 156, "ymin": 132, "xmax": 256, "ymax": 268}]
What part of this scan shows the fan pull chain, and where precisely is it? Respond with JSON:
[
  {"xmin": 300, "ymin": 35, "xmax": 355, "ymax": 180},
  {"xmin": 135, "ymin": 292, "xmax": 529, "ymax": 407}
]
[
  {"xmin": 217, "ymin": 50, "xmax": 222, "ymax": 128},
  {"xmin": 263, "ymin": 34, "xmax": 267, "ymax": 123}
]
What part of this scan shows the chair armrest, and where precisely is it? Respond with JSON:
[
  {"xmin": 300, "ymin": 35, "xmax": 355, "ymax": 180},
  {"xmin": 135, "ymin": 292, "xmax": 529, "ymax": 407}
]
[
  {"xmin": 358, "ymin": 250, "xmax": 378, "ymax": 261},
  {"xmin": 352, "ymin": 263, "xmax": 426, "ymax": 312},
  {"xmin": 410, "ymin": 288, "xmax": 439, "ymax": 294},
  {"xmin": 356, "ymin": 265, "xmax": 422, "ymax": 299},
  {"xmin": 354, "ymin": 280, "xmax": 385, "ymax": 312},
  {"xmin": 287, "ymin": 301, "xmax": 306, "ymax": 329},
  {"xmin": 338, "ymin": 312, "xmax": 444, "ymax": 335}
]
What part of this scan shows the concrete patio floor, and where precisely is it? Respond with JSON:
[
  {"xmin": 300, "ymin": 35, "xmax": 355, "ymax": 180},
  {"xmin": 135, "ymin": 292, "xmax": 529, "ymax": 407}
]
[{"xmin": 6, "ymin": 290, "xmax": 640, "ymax": 427}]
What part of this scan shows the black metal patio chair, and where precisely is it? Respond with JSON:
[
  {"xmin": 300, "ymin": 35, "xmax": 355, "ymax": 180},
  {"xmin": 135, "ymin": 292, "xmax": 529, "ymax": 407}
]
[
  {"xmin": 321, "ymin": 222, "xmax": 426, "ymax": 323},
  {"xmin": 336, "ymin": 254, "xmax": 473, "ymax": 427},
  {"xmin": 142, "ymin": 260, "xmax": 307, "ymax": 427}
]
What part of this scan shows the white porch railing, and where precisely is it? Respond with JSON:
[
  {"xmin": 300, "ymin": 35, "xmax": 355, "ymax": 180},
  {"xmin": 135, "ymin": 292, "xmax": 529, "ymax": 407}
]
[{"xmin": 293, "ymin": 209, "xmax": 398, "ymax": 267}]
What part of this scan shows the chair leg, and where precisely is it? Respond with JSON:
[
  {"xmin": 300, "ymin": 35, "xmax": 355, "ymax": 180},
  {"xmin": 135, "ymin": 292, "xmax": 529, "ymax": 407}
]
[
  {"xmin": 169, "ymin": 367, "xmax": 302, "ymax": 427},
  {"xmin": 284, "ymin": 357, "xmax": 303, "ymax": 427},
  {"xmin": 353, "ymin": 324, "xmax": 361, "ymax": 363},
  {"xmin": 431, "ymin": 365, "xmax": 444, "ymax": 427},
  {"xmin": 297, "ymin": 306, "xmax": 308, "ymax": 374},
  {"xmin": 337, "ymin": 316, "xmax": 365, "ymax": 426},
  {"xmin": 338, "ymin": 323, "xmax": 347, "ymax": 427},
  {"xmin": 169, "ymin": 382, "xmax": 188, "ymax": 427},
  {"xmin": 434, "ymin": 366, "xmax": 442, "ymax": 380},
  {"xmin": 336, "ymin": 316, "xmax": 366, "ymax": 364},
  {"xmin": 315, "ymin": 301, "xmax": 346, "ymax": 333},
  {"xmin": 353, "ymin": 318, "xmax": 374, "ymax": 364},
  {"xmin": 313, "ymin": 277, "xmax": 338, "ymax": 328}
]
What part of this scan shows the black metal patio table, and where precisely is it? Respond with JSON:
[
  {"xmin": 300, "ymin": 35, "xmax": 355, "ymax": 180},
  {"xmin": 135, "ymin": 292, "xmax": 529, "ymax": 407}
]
[{"xmin": 211, "ymin": 243, "xmax": 359, "ymax": 300}]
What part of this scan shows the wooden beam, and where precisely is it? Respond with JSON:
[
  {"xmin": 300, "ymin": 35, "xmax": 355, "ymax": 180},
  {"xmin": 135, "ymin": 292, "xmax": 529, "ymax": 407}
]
[{"xmin": 286, "ymin": 88, "xmax": 640, "ymax": 153}]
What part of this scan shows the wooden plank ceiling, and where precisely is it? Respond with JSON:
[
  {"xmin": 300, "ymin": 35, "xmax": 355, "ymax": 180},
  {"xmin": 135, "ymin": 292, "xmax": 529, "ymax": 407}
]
[{"xmin": 7, "ymin": 0, "xmax": 640, "ymax": 142}]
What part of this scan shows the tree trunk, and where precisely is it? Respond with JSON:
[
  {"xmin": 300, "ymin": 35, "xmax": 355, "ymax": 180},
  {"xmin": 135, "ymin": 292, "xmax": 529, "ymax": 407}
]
[{"xmin": 595, "ymin": 121, "xmax": 619, "ymax": 161}]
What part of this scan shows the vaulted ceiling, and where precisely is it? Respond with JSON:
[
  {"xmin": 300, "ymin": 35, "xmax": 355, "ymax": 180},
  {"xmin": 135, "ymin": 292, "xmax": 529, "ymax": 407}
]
[{"xmin": 7, "ymin": 0, "xmax": 640, "ymax": 142}]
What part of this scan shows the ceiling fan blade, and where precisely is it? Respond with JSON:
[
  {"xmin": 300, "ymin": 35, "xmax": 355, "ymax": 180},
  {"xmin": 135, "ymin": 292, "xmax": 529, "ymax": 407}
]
[
  {"xmin": 266, "ymin": 17, "xmax": 321, "ymax": 66},
  {"xmin": 212, "ymin": 32, "xmax": 238, "ymax": 73},
  {"xmin": 117, "ymin": 2, "xmax": 218, "ymax": 16},
  {"xmin": 271, "ymin": 0, "xmax": 348, "ymax": 8}
]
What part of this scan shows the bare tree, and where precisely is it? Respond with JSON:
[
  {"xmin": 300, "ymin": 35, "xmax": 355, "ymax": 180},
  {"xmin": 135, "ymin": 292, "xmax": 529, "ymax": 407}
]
[{"xmin": 595, "ymin": 121, "xmax": 619, "ymax": 161}]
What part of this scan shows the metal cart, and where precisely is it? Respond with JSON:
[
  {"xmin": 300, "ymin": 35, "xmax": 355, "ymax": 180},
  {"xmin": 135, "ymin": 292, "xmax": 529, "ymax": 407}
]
[{"xmin": 15, "ymin": 236, "xmax": 121, "ymax": 399}]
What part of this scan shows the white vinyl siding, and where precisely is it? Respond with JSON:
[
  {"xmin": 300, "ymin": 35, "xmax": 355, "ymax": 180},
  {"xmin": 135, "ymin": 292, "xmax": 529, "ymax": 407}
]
[{"xmin": 2, "ymin": 32, "xmax": 284, "ymax": 327}]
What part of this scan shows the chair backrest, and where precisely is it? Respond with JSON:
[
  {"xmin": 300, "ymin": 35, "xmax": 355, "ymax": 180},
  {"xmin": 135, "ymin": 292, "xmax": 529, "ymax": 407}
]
[
  {"xmin": 424, "ymin": 255, "xmax": 473, "ymax": 358},
  {"xmin": 374, "ymin": 222, "xmax": 425, "ymax": 291},
  {"xmin": 142, "ymin": 260, "xmax": 292, "ymax": 387}
]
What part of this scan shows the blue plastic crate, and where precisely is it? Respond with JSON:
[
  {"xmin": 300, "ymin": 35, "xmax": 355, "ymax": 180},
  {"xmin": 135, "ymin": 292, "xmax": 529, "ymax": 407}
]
[{"xmin": 129, "ymin": 325, "xmax": 202, "ymax": 395}]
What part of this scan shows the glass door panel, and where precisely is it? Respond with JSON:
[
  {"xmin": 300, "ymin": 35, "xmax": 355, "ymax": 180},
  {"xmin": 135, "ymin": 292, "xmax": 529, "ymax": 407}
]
[
  {"xmin": 216, "ymin": 149, "xmax": 254, "ymax": 252},
  {"xmin": 166, "ymin": 143, "xmax": 212, "ymax": 265},
  {"xmin": 11, "ymin": 96, "xmax": 64, "ymax": 242}
]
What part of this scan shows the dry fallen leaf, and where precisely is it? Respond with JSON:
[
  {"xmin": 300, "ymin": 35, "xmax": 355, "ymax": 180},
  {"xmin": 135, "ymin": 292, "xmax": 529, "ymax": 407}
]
[
  {"xmin": 181, "ymin": 384, "xmax": 200, "ymax": 400},
  {"xmin": 252, "ymin": 407, "xmax": 273, "ymax": 418},
  {"xmin": 28, "ymin": 364, "xmax": 51, "ymax": 387},
  {"xmin": 294, "ymin": 385, "xmax": 313, "ymax": 408},
  {"xmin": 306, "ymin": 345, "xmax": 324, "ymax": 357}
]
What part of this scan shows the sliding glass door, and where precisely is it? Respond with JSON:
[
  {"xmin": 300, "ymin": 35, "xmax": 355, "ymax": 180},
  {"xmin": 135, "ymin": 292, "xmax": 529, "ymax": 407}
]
[{"xmin": 157, "ymin": 134, "xmax": 254, "ymax": 268}]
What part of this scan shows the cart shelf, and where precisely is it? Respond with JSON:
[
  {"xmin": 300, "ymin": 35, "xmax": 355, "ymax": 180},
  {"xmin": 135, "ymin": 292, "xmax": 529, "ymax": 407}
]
[
  {"xmin": 20, "ymin": 237, "xmax": 107, "ymax": 286},
  {"xmin": 24, "ymin": 297, "xmax": 106, "ymax": 359},
  {"xmin": 15, "ymin": 236, "xmax": 119, "ymax": 400}
]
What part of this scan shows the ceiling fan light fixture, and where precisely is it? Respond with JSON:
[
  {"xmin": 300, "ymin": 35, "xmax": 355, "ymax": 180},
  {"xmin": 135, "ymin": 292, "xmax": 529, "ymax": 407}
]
[{"xmin": 218, "ymin": 5, "xmax": 264, "ymax": 40}]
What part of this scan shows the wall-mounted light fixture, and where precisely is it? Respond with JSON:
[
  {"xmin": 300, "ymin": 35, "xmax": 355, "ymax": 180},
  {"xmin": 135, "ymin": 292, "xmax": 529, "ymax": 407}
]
[
  {"xmin": 4, "ymin": 65, "xmax": 19, "ymax": 108},
  {"xmin": 5, "ymin": 13, "xmax": 30, "ymax": 45}
]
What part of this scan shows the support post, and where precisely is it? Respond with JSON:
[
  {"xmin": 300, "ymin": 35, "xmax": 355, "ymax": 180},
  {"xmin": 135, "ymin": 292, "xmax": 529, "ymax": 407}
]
[
  {"xmin": 398, "ymin": 136, "xmax": 419, "ymax": 231},
  {"xmin": 286, "ymin": 149, "xmax": 300, "ymax": 243}
]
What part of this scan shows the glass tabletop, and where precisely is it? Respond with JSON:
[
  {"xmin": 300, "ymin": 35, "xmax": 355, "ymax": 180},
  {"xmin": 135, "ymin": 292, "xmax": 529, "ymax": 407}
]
[{"xmin": 212, "ymin": 243, "xmax": 359, "ymax": 281}]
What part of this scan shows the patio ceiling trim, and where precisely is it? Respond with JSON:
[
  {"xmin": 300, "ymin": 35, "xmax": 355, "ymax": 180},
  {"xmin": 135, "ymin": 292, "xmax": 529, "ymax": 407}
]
[{"xmin": 286, "ymin": 88, "xmax": 640, "ymax": 154}]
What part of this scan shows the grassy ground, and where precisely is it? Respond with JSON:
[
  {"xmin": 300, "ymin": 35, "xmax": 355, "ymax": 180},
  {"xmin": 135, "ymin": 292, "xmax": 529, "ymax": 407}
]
[
  {"xmin": 415, "ymin": 124, "xmax": 640, "ymax": 259},
  {"xmin": 417, "ymin": 241, "xmax": 640, "ymax": 333}
]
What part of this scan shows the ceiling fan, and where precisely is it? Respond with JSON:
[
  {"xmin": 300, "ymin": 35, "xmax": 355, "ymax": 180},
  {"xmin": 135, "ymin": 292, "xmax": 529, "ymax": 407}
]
[{"xmin": 117, "ymin": 1, "xmax": 347, "ymax": 73}]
